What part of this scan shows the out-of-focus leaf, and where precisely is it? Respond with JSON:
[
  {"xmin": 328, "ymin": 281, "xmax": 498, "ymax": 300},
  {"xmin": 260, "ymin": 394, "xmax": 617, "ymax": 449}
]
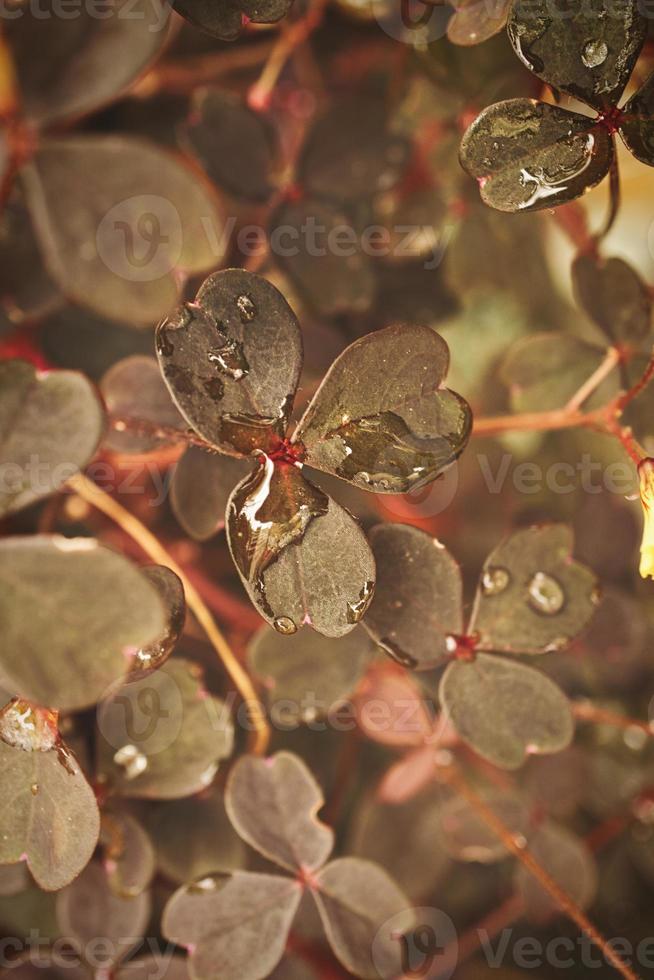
[
  {"xmin": 620, "ymin": 73, "xmax": 654, "ymax": 166},
  {"xmin": 440, "ymin": 654, "xmax": 574, "ymax": 769},
  {"xmin": 56, "ymin": 861, "xmax": 150, "ymax": 969},
  {"xmin": 522, "ymin": 747, "xmax": 588, "ymax": 819},
  {"xmin": 439, "ymin": 791, "xmax": 531, "ymax": 863},
  {"xmin": 100, "ymin": 356, "xmax": 184, "ymax": 454},
  {"xmin": 171, "ymin": 447, "xmax": 250, "ymax": 542},
  {"xmin": 514, "ymin": 821, "xmax": 598, "ymax": 921},
  {"xmin": 227, "ymin": 458, "xmax": 375, "ymax": 637},
  {"xmin": 96, "ymin": 658, "xmax": 233, "ymax": 799},
  {"xmin": 149, "ymin": 787, "xmax": 246, "ymax": 885},
  {"xmin": 0, "ymin": 737, "xmax": 99, "ymax": 891},
  {"xmin": 460, "ymin": 100, "xmax": 612, "ymax": 213},
  {"xmin": 500, "ymin": 333, "xmax": 612, "ymax": 412},
  {"xmin": 364, "ymin": 524, "xmax": 462, "ymax": 669},
  {"xmin": 6, "ymin": 0, "xmax": 169, "ymax": 126},
  {"xmin": 163, "ymin": 870, "xmax": 302, "ymax": 980},
  {"xmin": 572, "ymin": 253, "xmax": 652, "ymax": 344},
  {"xmin": 101, "ymin": 809, "xmax": 156, "ymax": 898},
  {"xmin": 373, "ymin": 258, "xmax": 459, "ymax": 330},
  {"xmin": 377, "ymin": 745, "xmax": 439, "ymax": 804},
  {"xmin": 248, "ymin": 624, "xmax": 374, "ymax": 721},
  {"xmin": 299, "ymin": 98, "xmax": 410, "ymax": 204},
  {"xmin": 129, "ymin": 565, "xmax": 186, "ymax": 680},
  {"xmin": 469, "ymin": 525, "xmax": 599, "ymax": 655},
  {"xmin": 0, "ymin": 862, "xmax": 29, "ymax": 897},
  {"xmin": 184, "ymin": 89, "xmax": 277, "ymax": 202},
  {"xmin": 507, "ymin": 0, "xmax": 646, "ymax": 111},
  {"xmin": 293, "ymin": 324, "xmax": 472, "ymax": 493},
  {"xmin": 271, "ymin": 197, "xmax": 377, "ymax": 318},
  {"xmin": 269, "ymin": 956, "xmax": 319, "ymax": 980},
  {"xmin": 22, "ymin": 136, "xmax": 225, "ymax": 326},
  {"xmin": 156, "ymin": 269, "xmax": 301, "ymax": 456},
  {"xmin": 116, "ymin": 957, "xmax": 190, "ymax": 979},
  {"xmin": 41, "ymin": 306, "xmax": 154, "ymax": 379},
  {"xmin": 0, "ymin": 190, "xmax": 59, "ymax": 321},
  {"xmin": 355, "ymin": 666, "xmax": 434, "ymax": 747},
  {"xmin": 312, "ymin": 858, "xmax": 415, "ymax": 980},
  {"xmin": 172, "ymin": 0, "xmax": 294, "ymax": 41},
  {"xmin": 0, "ymin": 535, "xmax": 165, "ymax": 711},
  {"xmin": 0, "ymin": 360, "xmax": 104, "ymax": 516},
  {"xmin": 225, "ymin": 752, "xmax": 334, "ymax": 872},
  {"xmin": 447, "ymin": 0, "xmax": 510, "ymax": 46}
]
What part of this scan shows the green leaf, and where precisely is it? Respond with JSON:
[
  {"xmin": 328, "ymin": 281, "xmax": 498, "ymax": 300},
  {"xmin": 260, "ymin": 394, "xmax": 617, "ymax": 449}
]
[
  {"xmin": 129, "ymin": 565, "xmax": 186, "ymax": 681},
  {"xmin": 0, "ymin": 360, "xmax": 104, "ymax": 516},
  {"xmin": 100, "ymin": 356, "xmax": 184, "ymax": 454},
  {"xmin": 500, "ymin": 333, "xmax": 612, "ymax": 412},
  {"xmin": 514, "ymin": 821, "xmax": 598, "ymax": 921},
  {"xmin": 439, "ymin": 653, "xmax": 574, "ymax": 769},
  {"xmin": 156, "ymin": 269, "xmax": 302, "ymax": 456},
  {"xmin": 507, "ymin": 0, "xmax": 646, "ymax": 110},
  {"xmin": 96, "ymin": 658, "xmax": 234, "ymax": 799},
  {"xmin": 100, "ymin": 809, "xmax": 156, "ymax": 899},
  {"xmin": 0, "ymin": 535, "xmax": 166, "ymax": 711},
  {"xmin": 469, "ymin": 524, "xmax": 599, "ymax": 654},
  {"xmin": 619, "ymin": 72, "xmax": 654, "ymax": 166},
  {"xmin": 56, "ymin": 861, "xmax": 151, "ymax": 970},
  {"xmin": 447, "ymin": 0, "xmax": 510, "ymax": 46},
  {"xmin": 226, "ymin": 459, "xmax": 375, "ymax": 637},
  {"xmin": 172, "ymin": 0, "xmax": 294, "ymax": 40},
  {"xmin": 439, "ymin": 790, "xmax": 531, "ymax": 862},
  {"xmin": 572, "ymin": 253, "xmax": 652, "ymax": 344},
  {"xmin": 22, "ymin": 135, "xmax": 225, "ymax": 326},
  {"xmin": 364, "ymin": 524, "xmax": 463, "ymax": 669},
  {"xmin": 163, "ymin": 870, "xmax": 302, "ymax": 980},
  {"xmin": 225, "ymin": 751, "xmax": 334, "ymax": 872},
  {"xmin": 248, "ymin": 624, "xmax": 374, "ymax": 721},
  {"xmin": 460, "ymin": 100, "xmax": 612, "ymax": 213},
  {"xmin": 292, "ymin": 324, "xmax": 472, "ymax": 493},
  {"xmin": 171, "ymin": 447, "xmax": 250, "ymax": 542},
  {"xmin": 0, "ymin": 737, "xmax": 99, "ymax": 891},
  {"xmin": 312, "ymin": 858, "xmax": 415, "ymax": 980}
]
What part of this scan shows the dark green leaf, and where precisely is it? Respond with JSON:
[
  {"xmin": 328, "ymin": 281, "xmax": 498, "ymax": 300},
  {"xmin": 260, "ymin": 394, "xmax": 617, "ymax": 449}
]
[
  {"xmin": 171, "ymin": 447, "xmax": 250, "ymax": 542},
  {"xmin": 364, "ymin": 524, "xmax": 463, "ymax": 669},
  {"xmin": 163, "ymin": 871, "xmax": 302, "ymax": 980},
  {"xmin": 156, "ymin": 269, "xmax": 302, "ymax": 456},
  {"xmin": 514, "ymin": 821, "xmax": 597, "ymax": 921},
  {"xmin": 225, "ymin": 751, "xmax": 334, "ymax": 872},
  {"xmin": 573, "ymin": 252, "xmax": 652, "ymax": 344},
  {"xmin": 227, "ymin": 458, "xmax": 376, "ymax": 637},
  {"xmin": 100, "ymin": 809, "xmax": 156, "ymax": 898},
  {"xmin": 0, "ymin": 360, "xmax": 104, "ymax": 516},
  {"xmin": 500, "ymin": 333, "xmax": 612, "ymax": 412},
  {"xmin": 129, "ymin": 565, "xmax": 186, "ymax": 680},
  {"xmin": 172, "ymin": 0, "xmax": 294, "ymax": 41},
  {"xmin": 22, "ymin": 136, "xmax": 224, "ymax": 326},
  {"xmin": 100, "ymin": 356, "xmax": 184, "ymax": 454},
  {"xmin": 620, "ymin": 72, "xmax": 654, "ymax": 166},
  {"xmin": 439, "ymin": 653, "xmax": 574, "ymax": 769},
  {"xmin": 507, "ymin": 0, "xmax": 646, "ymax": 110},
  {"xmin": 293, "ymin": 324, "xmax": 472, "ymax": 493},
  {"xmin": 0, "ymin": 535, "xmax": 166, "ymax": 710},
  {"xmin": 96, "ymin": 658, "xmax": 233, "ymax": 799},
  {"xmin": 460, "ymin": 100, "xmax": 612, "ymax": 213},
  {"xmin": 469, "ymin": 524, "xmax": 599, "ymax": 654},
  {"xmin": 447, "ymin": 0, "xmax": 510, "ymax": 46}
]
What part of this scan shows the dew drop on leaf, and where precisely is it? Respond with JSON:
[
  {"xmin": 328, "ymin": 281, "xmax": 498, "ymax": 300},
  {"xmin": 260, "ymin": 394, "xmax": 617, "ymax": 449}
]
[
  {"xmin": 207, "ymin": 339, "xmax": 249, "ymax": 381},
  {"xmin": 236, "ymin": 294, "xmax": 257, "ymax": 322},
  {"xmin": 346, "ymin": 580, "xmax": 375, "ymax": 624},
  {"xmin": 30, "ymin": 783, "xmax": 38, "ymax": 796},
  {"xmin": 273, "ymin": 616, "xmax": 298, "ymax": 635},
  {"xmin": 113, "ymin": 744, "xmax": 148, "ymax": 780},
  {"xmin": 582, "ymin": 39, "xmax": 608, "ymax": 68},
  {"xmin": 481, "ymin": 566, "xmax": 510, "ymax": 596},
  {"xmin": 528, "ymin": 572, "xmax": 565, "ymax": 615}
]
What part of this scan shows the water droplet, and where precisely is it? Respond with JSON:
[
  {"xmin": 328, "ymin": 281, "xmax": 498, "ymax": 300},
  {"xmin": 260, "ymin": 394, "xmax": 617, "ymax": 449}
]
[
  {"xmin": 346, "ymin": 580, "xmax": 375, "ymax": 624},
  {"xmin": 208, "ymin": 339, "xmax": 249, "ymax": 381},
  {"xmin": 274, "ymin": 616, "xmax": 297, "ymax": 635},
  {"xmin": 30, "ymin": 783, "xmax": 38, "ymax": 796},
  {"xmin": 113, "ymin": 744, "xmax": 148, "ymax": 781},
  {"xmin": 189, "ymin": 874, "xmax": 227, "ymax": 894},
  {"xmin": 0, "ymin": 699, "xmax": 58, "ymax": 752},
  {"xmin": 446, "ymin": 635, "xmax": 458, "ymax": 653},
  {"xmin": 482, "ymin": 566, "xmax": 510, "ymax": 596},
  {"xmin": 582, "ymin": 39, "xmax": 608, "ymax": 68},
  {"xmin": 380, "ymin": 636, "xmax": 417, "ymax": 669},
  {"xmin": 544, "ymin": 636, "xmax": 568, "ymax": 652},
  {"xmin": 517, "ymin": 133, "xmax": 596, "ymax": 209},
  {"xmin": 527, "ymin": 572, "xmax": 565, "ymax": 616},
  {"xmin": 236, "ymin": 294, "xmax": 257, "ymax": 322}
]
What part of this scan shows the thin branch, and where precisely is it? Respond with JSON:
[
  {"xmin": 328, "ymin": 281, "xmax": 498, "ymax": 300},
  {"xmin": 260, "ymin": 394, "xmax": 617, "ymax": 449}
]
[
  {"xmin": 565, "ymin": 345, "xmax": 621, "ymax": 412},
  {"xmin": 129, "ymin": 40, "xmax": 277, "ymax": 97},
  {"xmin": 67, "ymin": 472, "xmax": 270, "ymax": 756},
  {"xmin": 573, "ymin": 700, "xmax": 654, "ymax": 737},
  {"xmin": 248, "ymin": 0, "xmax": 328, "ymax": 109},
  {"xmin": 440, "ymin": 763, "xmax": 641, "ymax": 980}
]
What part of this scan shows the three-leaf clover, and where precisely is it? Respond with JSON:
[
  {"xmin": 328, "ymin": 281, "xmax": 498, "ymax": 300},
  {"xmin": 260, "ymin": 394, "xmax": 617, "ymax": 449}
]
[
  {"xmin": 155, "ymin": 268, "xmax": 472, "ymax": 637},
  {"xmin": 460, "ymin": 0, "xmax": 654, "ymax": 212}
]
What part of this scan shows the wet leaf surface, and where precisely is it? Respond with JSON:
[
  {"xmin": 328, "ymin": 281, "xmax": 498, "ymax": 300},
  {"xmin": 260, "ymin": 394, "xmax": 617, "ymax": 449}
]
[
  {"xmin": 129, "ymin": 565, "xmax": 186, "ymax": 680},
  {"xmin": 6, "ymin": 0, "xmax": 169, "ymax": 126},
  {"xmin": 439, "ymin": 791, "xmax": 531, "ymax": 862},
  {"xmin": 460, "ymin": 100, "xmax": 612, "ymax": 213},
  {"xmin": 0, "ymin": 535, "xmax": 165, "ymax": 710},
  {"xmin": 507, "ymin": 0, "xmax": 646, "ymax": 109},
  {"xmin": 620, "ymin": 72, "xmax": 654, "ymax": 166},
  {"xmin": 183, "ymin": 90, "xmax": 278, "ymax": 202},
  {"xmin": 226, "ymin": 458, "xmax": 376, "ymax": 637},
  {"xmin": 173, "ymin": 0, "xmax": 294, "ymax": 40},
  {"xmin": 100, "ymin": 809, "xmax": 156, "ymax": 898},
  {"xmin": 514, "ymin": 821, "xmax": 598, "ymax": 921},
  {"xmin": 100, "ymin": 356, "xmax": 184, "ymax": 454},
  {"xmin": 447, "ymin": 0, "xmax": 511, "ymax": 46},
  {"xmin": 440, "ymin": 653, "xmax": 574, "ymax": 769},
  {"xmin": 96, "ymin": 658, "xmax": 233, "ymax": 799},
  {"xmin": 22, "ymin": 136, "xmax": 224, "ymax": 326},
  {"xmin": 0, "ymin": 360, "xmax": 104, "ymax": 516},
  {"xmin": 293, "ymin": 323, "xmax": 472, "ymax": 493},
  {"xmin": 469, "ymin": 524, "xmax": 599, "ymax": 655},
  {"xmin": 0, "ymin": 738, "xmax": 99, "ymax": 891},
  {"xmin": 364, "ymin": 524, "xmax": 463, "ymax": 669},
  {"xmin": 171, "ymin": 447, "xmax": 250, "ymax": 542},
  {"xmin": 501, "ymin": 333, "xmax": 611, "ymax": 412},
  {"xmin": 163, "ymin": 870, "xmax": 302, "ymax": 980},
  {"xmin": 248, "ymin": 624, "xmax": 374, "ymax": 721},
  {"xmin": 572, "ymin": 252, "xmax": 652, "ymax": 345},
  {"xmin": 312, "ymin": 858, "xmax": 415, "ymax": 980},
  {"xmin": 156, "ymin": 269, "xmax": 301, "ymax": 455},
  {"xmin": 225, "ymin": 751, "xmax": 334, "ymax": 872}
]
